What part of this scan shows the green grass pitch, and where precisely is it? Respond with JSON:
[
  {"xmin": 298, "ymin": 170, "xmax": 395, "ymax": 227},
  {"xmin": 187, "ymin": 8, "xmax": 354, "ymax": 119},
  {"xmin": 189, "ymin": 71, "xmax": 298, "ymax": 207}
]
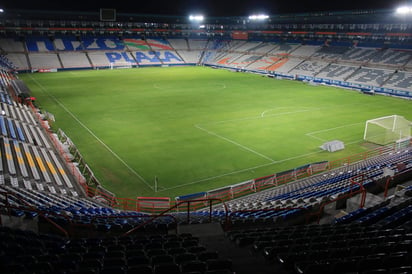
[{"xmin": 19, "ymin": 66, "xmax": 412, "ymax": 199}]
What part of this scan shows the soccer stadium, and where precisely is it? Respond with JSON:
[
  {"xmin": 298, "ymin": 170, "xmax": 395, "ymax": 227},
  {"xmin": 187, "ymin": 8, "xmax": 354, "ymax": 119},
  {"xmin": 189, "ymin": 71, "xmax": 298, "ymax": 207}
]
[{"xmin": 0, "ymin": 5, "xmax": 411, "ymax": 274}]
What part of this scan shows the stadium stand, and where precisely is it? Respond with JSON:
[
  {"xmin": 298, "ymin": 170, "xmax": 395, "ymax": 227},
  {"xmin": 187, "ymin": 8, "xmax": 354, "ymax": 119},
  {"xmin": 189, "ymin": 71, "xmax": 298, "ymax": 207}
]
[
  {"xmin": 289, "ymin": 45, "xmax": 319, "ymax": 58},
  {"xmin": 339, "ymin": 47, "xmax": 378, "ymax": 63},
  {"xmin": 0, "ymin": 38, "xmax": 26, "ymax": 53},
  {"xmin": 168, "ymin": 39, "xmax": 189, "ymax": 51},
  {"xmin": 312, "ymin": 45, "xmax": 351, "ymax": 59},
  {"xmin": 53, "ymin": 36, "xmax": 83, "ymax": 51},
  {"xmin": 133, "ymin": 51, "xmax": 162, "ymax": 65},
  {"xmin": 369, "ymin": 49, "xmax": 412, "ymax": 67},
  {"xmin": 3, "ymin": 33, "xmax": 409, "ymax": 97},
  {"xmin": 228, "ymin": 186, "xmax": 412, "ymax": 274},
  {"xmin": 176, "ymin": 50, "xmax": 202, "ymax": 64},
  {"xmin": 345, "ymin": 67, "xmax": 394, "ymax": 87},
  {"xmin": 187, "ymin": 39, "xmax": 209, "ymax": 51},
  {"xmin": 244, "ymin": 42, "xmax": 278, "ymax": 54},
  {"xmin": 59, "ymin": 52, "xmax": 92, "ymax": 69},
  {"xmin": 0, "ymin": 8, "xmax": 412, "ymax": 274},
  {"xmin": 5, "ymin": 53, "xmax": 30, "ymax": 71},
  {"xmin": 270, "ymin": 58, "xmax": 302, "ymax": 73},
  {"xmin": 406, "ymin": 58, "xmax": 412, "ymax": 69},
  {"xmin": 80, "ymin": 36, "xmax": 124, "ymax": 51},
  {"xmin": 384, "ymin": 71, "xmax": 412, "ymax": 91},
  {"xmin": 145, "ymin": 39, "xmax": 174, "ymax": 51},
  {"xmin": 271, "ymin": 44, "xmax": 300, "ymax": 55},
  {"xmin": 25, "ymin": 36, "xmax": 55, "ymax": 52},
  {"xmin": 206, "ymin": 149, "xmax": 412, "ymax": 222},
  {"xmin": 289, "ymin": 61, "xmax": 329, "ymax": 77},
  {"xmin": 28, "ymin": 53, "xmax": 61, "ymax": 70},
  {"xmin": 88, "ymin": 51, "xmax": 120, "ymax": 68},
  {"xmin": 315, "ymin": 64, "xmax": 359, "ymax": 81}
]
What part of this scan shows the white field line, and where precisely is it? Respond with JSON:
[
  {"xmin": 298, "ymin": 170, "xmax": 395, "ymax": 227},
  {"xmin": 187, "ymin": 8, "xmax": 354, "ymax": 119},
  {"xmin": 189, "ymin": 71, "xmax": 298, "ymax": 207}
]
[
  {"xmin": 346, "ymin": 139, "xmax": 364, "ymax": 145},
  {"xmin": 159, "ymin": 162, "xmax": 276, "ymax": 191},
  {"xmin": 174, "ymin": 107, "xmax": 319, "ymax": 192},
  {"xmin": 158, "ymin": 150, "xmax": 322, "ymax": 192},
  {"xmin": 153, "ymin": 82, "xmax": 226, "ymax": 91},
  {"xmin": 29, "ymin": 75, "xmax": 152, "ymax": 189},
  {"xmin": 306, "ymin": 134, "xmax": 326, "ymax": 141},
  {"xmin": 194, "ymin": 124, "xmax": 275, "ymax": 162},
  {"xmin": 161, "ymin": 120, "xmax": 365, "ymax": 192},
  {"xmin": 261, "ymin": 108, "xmax": 316, "ymax": 118},
  {"xmin": 207, "ymin": 108, "xmax": 318, "ymax": 126},
  {"xmin": 305, "ymin": 122, "xmax": 363, "ymax": 142},
  {"xmin": 159, "ymin": 138, "xmax": 363, "ymax": 192}
]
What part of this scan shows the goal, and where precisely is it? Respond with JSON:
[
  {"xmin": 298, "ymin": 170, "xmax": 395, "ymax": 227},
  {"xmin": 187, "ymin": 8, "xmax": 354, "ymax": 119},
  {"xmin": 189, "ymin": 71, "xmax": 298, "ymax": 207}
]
[
  {"xmin": 363, "ymin": 115, "xmax": 411, "ymax": 145},
  {"xmin": 109, "ymin": 62, "xmax": 133, "ymax": 69}
]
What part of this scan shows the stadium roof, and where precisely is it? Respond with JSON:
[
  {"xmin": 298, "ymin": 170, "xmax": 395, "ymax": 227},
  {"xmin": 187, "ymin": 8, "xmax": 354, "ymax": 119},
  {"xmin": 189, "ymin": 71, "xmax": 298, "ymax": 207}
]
[
  {"xmin": 0, "ymin": 0, "xmax": 407, "ymax": 17},
  {"xmin": 2, "ymin": 8, "xmax": 411, "ymax": 25}
]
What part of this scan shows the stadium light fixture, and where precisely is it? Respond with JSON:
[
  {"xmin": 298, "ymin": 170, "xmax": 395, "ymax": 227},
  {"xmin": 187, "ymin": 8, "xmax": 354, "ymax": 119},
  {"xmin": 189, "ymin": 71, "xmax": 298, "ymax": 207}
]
[
  {"xmin": 248, "ymin": 14, "xmax": 269, "ymax": 20},
  {"xmin": 0, "ymin": 9, "xmax": 4, "ymax": 13},
  {"xmin": 396, "ymin": 6, "xmax": 412, "ymax": 14},
  {"xmin": 189, "ymin": 15, "xmax": 204, "ymax": 22}
]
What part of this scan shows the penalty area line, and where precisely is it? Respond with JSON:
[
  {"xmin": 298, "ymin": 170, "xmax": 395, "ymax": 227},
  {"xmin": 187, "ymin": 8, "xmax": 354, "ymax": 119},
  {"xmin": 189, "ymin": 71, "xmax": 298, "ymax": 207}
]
[
  {"xmin": 28, "ymin": 75, "xmax": 153, "ymax": 190},
  {"xmin": 157, "ymin": 138, "xmax": 364, "ymax": 193},
  {"xmin": 194, "ymin": 124, "xmax": 274, "ymax": 162},
  {"xmin": 157, "ymin": 150, "xmax": 322, "ymax": 192},
  {"xmin": 305, "ymin": 122, "xmax": 363, "ymax": 142}
]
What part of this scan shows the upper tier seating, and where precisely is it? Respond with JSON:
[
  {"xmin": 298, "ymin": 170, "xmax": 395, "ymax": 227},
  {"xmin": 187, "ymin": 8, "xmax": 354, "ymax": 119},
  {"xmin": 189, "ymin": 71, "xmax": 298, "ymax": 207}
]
[
  {"xmin": 291, "ymin": 45, "xmax": 319, "ymax": 58},
  {"xmin": 288, "ymin": 61, "xmax": 329, "ymax": 77},
  {"xmin": 315, "ymin": 64, "xmax": 358, "ymax": 81},
  {"xmin": 187, "ymin": 39, "xmax": 208, "ymax": 50},
  {"xmin": 312, "ymin": 46, "xmax": 351, "ymax": 59},
  {"xmin": 168, "ymin": 39, "xmax": 189, "ymax": 51},
  {"xmin": 0, "ymin": 38, "xmax": 26, "ymax": 52},
  {"xmin": 2, "ymin": 36, "xmax": 410, "ymax": 95},
  {"xmin": 339, "ymin": 48, "xmax": 379, "ymax": 63},
  {"xmin": 369, "ymin": 49, "xmax": 412, "ymax": 67}
]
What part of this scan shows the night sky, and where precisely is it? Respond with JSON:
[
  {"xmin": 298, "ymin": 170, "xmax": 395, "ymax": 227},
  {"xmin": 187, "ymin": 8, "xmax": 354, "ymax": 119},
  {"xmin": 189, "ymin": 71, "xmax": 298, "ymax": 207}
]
[{"xmin": 0, "ymin": 0, "xmax": 410, "ymax": 16}]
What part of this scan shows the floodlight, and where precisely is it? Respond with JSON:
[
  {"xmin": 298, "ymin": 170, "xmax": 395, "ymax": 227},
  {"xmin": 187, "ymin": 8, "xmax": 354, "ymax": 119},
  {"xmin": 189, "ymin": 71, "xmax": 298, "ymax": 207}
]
[
  {"xmin": 189, "ymin": 15, "xmax": 204, "ymax": 22},
  {"xmin": 248, "ymin": 14, "xmax": 269, "ymax": 20},
  {"xmin": 0, "ymin": 9, "xmax": 3, "ymax": 13},
  {"xmin": 396, "ymin": 6, "xmax": 412, "ymax": 14}
]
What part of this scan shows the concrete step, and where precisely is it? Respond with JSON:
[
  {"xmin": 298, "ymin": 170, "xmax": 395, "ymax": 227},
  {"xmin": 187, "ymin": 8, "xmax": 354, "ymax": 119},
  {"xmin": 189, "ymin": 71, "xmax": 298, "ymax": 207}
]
[{"xmin": 177, "ymin": 222, "xmax": 286, "ymax": 274}]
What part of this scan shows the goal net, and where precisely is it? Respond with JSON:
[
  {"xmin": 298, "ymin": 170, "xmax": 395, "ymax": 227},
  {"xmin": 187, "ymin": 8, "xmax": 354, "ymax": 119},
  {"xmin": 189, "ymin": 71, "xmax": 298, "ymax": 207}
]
[
  {"xmin": 363, "ymin": 115, "xmax": 411, "ymax": 145},
  {"xmin": 109, "ymin": 62, "xmax": 133, "ymax": 69}
]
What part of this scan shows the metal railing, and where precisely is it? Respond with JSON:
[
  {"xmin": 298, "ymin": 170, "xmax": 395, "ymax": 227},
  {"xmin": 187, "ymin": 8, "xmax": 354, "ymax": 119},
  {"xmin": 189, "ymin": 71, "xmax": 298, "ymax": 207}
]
[{"xmin": 122, "ymin": 198, "xmax": 228, "ymax": 237}]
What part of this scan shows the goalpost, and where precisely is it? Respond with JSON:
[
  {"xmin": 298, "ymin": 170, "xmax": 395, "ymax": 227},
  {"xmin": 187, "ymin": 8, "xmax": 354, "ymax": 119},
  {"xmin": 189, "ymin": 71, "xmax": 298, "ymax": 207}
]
[
  {"xmin": 363, "ymin": 115, "xmax": 411, "ymax": 145},
  {"xmin": 109, "ymin": 62, "xmax": 133, "ymax": 69}
]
